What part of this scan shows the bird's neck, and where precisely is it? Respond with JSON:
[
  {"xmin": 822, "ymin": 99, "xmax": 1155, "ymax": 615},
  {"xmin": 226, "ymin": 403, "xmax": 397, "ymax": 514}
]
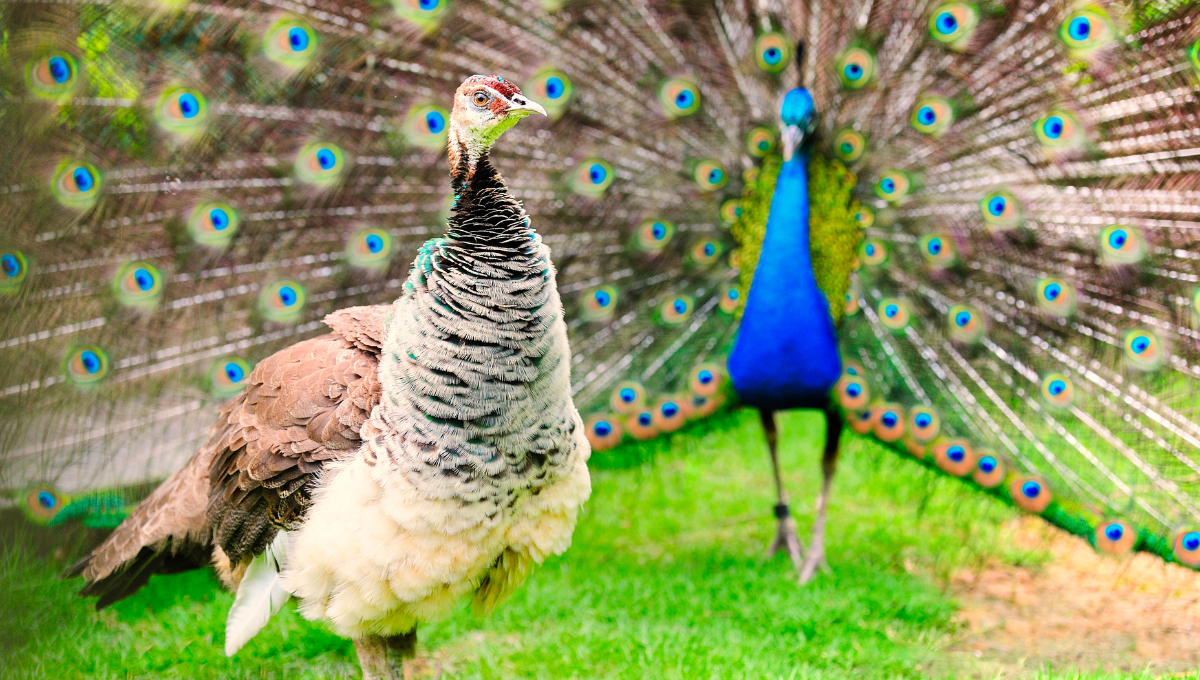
[{"xmin": 445, "ymin": 141, "xmax": 532, "ymax": 249}]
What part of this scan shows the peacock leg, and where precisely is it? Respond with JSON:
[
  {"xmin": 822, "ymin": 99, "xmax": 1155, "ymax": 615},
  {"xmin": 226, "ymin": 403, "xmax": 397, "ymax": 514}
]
[
  {"xmin": 354, "ymin": 629, "xmax": 416, "ymax": 680},
  {"xmin": 761, "ymin": 409, "xmax": 806, "ymax": 573},
  {"xmin": 799, "ymin": 407, "xmax": 843, "ymax": 584}
]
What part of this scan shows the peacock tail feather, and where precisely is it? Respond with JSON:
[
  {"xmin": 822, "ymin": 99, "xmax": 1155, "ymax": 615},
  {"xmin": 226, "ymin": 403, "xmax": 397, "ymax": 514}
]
[{"xmin": 1, "ymin": 0, "xmax": 1199, "ymax": 569}]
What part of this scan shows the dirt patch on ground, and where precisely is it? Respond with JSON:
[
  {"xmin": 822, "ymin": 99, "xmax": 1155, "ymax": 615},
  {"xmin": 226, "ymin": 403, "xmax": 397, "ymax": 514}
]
[{"xmin": 941, "ymin": 517, "xmax": 1200, "ymax": 677}]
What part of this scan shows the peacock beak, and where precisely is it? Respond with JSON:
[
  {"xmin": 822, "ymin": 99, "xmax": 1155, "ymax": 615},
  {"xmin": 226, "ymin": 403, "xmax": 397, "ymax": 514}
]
[
  {"xmin": 781, "ymin": 124, "xmax": 803, "ymax": 161},
  {"xmin": 507, "ymin": 96, "xmax": 547, "ymax": 117}
]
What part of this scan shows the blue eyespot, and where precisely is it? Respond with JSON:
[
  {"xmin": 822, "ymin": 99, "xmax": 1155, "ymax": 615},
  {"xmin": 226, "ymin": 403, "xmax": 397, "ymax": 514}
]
[
  {"xmin": 917, "ymin": 106, "xmax": 936, "ymax": 125},
  {"xmin": 935, "ymin": 12, "xmax": 957, "ymax": 34},
  {"xmin": 885, "ymin": 304, "xmax": 899, "ymax": 318},
  {"xmin": 419, "ymin": 0, "xmax": 439, "ymax": 8},
  {"xmin": 865, "ymin": 243, "xmax": 876, "ymax": 256},
  {"xmin": 915, "ymin": 413, "xmax": 931, "ymax": 428},
  {"xmin": 661, "ymin": 402, "xmax": 678, "ymax": 418},
  {"xmin": 80, "ymin": 350, "xmax": 101, "ymax": 374},
  {"xmin": 1130, "ymin": 335, "xmax": 1149, "ymax": 354},
  {"xmin": 1048, "ymin": 379, "xmax": 1066, "ymax": 396},
  {"xmin": 278, "ymin": 286, "xmax": 298, "ymax": 306},
  {"xmin": 594, "ymin": 421, "xmax": 612, "ymax": 437},
  {"xmin": 703, "ymin": 243, "xmax": 716, "ymax": 257},
  {"xmin": 988, "ymin": 196, "xmax": 1006, "ymax": 216},
  {"xmin": 316, "ymin": 148, "xmax": 337, "ymax": 170},
  {"xmin": 37, "ymin": 489, "xmax": 56, "ymax": 510},
  {"xmin": 594, "ymin": 290, "xmax": 611, "ymax": 306},
  {"xmin": 177, "ymin": 93, "xmax": 200, "ymax": 119},
  {"xmin": 955, "ymin": 311, "xmax": 971, "ymax": 327},
  {"xmin": 224, "ymin": 362, "xmax": 246, "ymax": 382},
  {"xmin": 1108, "ymin": 229, "xmax": 1127, "ymax": 249},
  {"xmin": 1186, "ymin": 532, "xmax": 1200, "ymax": 551},
  {"xmin": 425, "ymin": 110, "xmax": 445, "ymax": 134},
  {"xmin": 544, "ymin": 77, "xmax": 565, "ymax": 99},
  {"xmin": 979, "ymin": 455, "xmax": 997, "ymax": 473},
  {"xmin": 288, "ymin": 27, "xmax": 310, "ymax": 51},
  {"xmin": 698, "ymin": 370, "xmax": 713, "ymax": 384},
  {"xmin": 673, "ymin": 299, "xmax": 687, "ymax": 314},
  {"xmin": 727, "ymin": 288, "xmax": 739, "ymax": 300},
  {"xmin": 708, "ymin": 168, "xmax": 723, "ymax": 184},
  {"xmin": 209, "ymin": 208, "xmax": 230, "ymax": 231},
  {"xmin": 1068, "ymin": 16, "xmax": 1090, "ymax": 41},
  {"xmin": 589, "ymin": 164, "xmax": 607, "ymax": 184},
  {"xmin": 652, "ymin": 223, "xmax": 667, "ymax": 239},
  {"xmin": 365, "ymin": 234, "xmax": 384, "ymax": 253},
  {"xmin": 945, "ymin": 445, "xmax": 964, "ymax": 462},
  {"xmin": 880, "ymin": 178, "xmax": 895, "ymax": 193},
  {"xmin": 675, "ymin": 90, "xmax": 695, "ymax": 108},
  {"xmin": 73, "ymin": 167, "xmax": 95, "ymax": 193},
  {"xmin": 846, "ymin": 383, "xmax": 862, "ymax": 397},
  {"xmin": 845, "ymin": 63, "xmax": 863, "ymax": 80},
  {"xmin": 48, "ymin": 56, "xmax": 71, "ymax": 83},
  {"xmin": 1104, "ymin": 523, "xmax": 1124, "ymax": 541},
  {"xmin": 620, "ymin": 388, "xmax": 636, "ymax": 403},
  {"xmin": 928, "ymin": 239, "xmax": 942, "ymax": 255},
  {"xmin": 1044, "ymin": 282, "xmax": 1061, "ymax": 300},
  {"xmin": 638, "ymin": 413, "xmax": 652, "ymax": 426},
  {"xmin": 1021, "ymin": 480, "xmax": 1042, "ymax": 499},
  {"xmin": 1, "ymin": 254, "xmax": 19, "ymax": 278},
  {"xmin": 881, "ymin": 412, "xmax": 898, "ymax": 428},
  {"xmin": 763, "ymin": 47, "xmax": 782, "ymax": 65},
  {"xmin": 133, "ymin": 268, "xmax": 154, "ymax": 291},
  {"xmin": 1043, "ymin": 116, "xmax": 1064, "ymax": 139}
]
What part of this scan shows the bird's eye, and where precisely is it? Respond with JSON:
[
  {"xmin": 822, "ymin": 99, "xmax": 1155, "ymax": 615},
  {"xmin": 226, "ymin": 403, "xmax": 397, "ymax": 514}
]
[{"xmin": 473, "ymin": 91, "xmax": 489, "ymax": 106}]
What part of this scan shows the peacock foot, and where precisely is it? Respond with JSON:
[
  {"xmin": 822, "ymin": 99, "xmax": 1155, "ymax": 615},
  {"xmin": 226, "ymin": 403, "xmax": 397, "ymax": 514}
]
[
  {"xmin": 797, "ymin": 522, "xmax": 831, "ymax": 585},
  {"xmin": 797, "ymin": 544, "xmax": 828, "ymax": 585},
  {"xmin": 766, "ymin": 503, "xmax": 806, "ymax": 574},
  {"xmin": 354, "ymin": 630, "xmax": 417, "ymax": 680}
]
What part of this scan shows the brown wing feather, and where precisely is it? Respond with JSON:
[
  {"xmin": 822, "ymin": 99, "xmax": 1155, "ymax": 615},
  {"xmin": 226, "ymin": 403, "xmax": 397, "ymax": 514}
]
[
  {"xmin": 208, "ymin": 332, "xmax": 381, "ymax": 563},
  {"xmin": 323, "ymin": 304, "xmax": 390, "ymax": 353},
  {"xmin": 71, "ymin": 319, "xmax": 384, "ymax": 605}
]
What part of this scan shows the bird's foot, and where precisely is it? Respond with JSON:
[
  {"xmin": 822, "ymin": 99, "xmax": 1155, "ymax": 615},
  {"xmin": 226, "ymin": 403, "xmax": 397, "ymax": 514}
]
[
  {"xmin": 766, "ymin": 504, "xmax": 806, "ymax": 574},
  {"xmin": 355, "ymin": 631, "xmax": 416, "ymax": 680},
  {"xmin": 797, "ymin": 544, "xmax": 827, "ymax": 584}
]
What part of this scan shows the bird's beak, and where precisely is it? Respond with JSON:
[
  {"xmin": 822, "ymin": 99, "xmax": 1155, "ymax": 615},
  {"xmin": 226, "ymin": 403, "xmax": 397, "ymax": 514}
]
[
  {"xmin": 781, "ymin": 124, "xmax": 803, "ymax": 161},
  {"xmin": 507, "ymin": 97, "xmax": 547, "ymax": 117}
]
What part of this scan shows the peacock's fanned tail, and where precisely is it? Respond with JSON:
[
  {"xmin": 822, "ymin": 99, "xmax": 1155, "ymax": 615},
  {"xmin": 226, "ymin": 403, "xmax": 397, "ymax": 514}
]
[
  {"xmin": 816, "ymin": 0, "xmax": 1200, "ymax": 566},
  {"xmin": 2, "ymin": 0, "xmax": 1200, "ymax": 569}
]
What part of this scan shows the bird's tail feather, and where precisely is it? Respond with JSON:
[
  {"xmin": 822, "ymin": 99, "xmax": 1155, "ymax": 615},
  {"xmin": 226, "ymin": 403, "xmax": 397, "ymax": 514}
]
[{"xmin": 224, "ymin": 529, "xmax": 290, "ymax": 657}]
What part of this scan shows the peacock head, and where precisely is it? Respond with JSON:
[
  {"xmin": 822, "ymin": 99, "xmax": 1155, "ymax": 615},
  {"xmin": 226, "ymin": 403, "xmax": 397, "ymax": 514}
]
[
  {"xmin": 779, "ymin": 88, "xmax": 817, "ymax": 161},
  {"xmin": 449, "ymin": 75, "xmax": 546, "ymax": 163}
]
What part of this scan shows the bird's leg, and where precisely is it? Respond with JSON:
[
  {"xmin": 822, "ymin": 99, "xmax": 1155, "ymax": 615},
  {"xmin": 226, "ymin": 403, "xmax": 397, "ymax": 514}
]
[
  {"xmin": 799, "ymin": 406, "xmax": 843, "ymax": 584},
  {"xmin": 354, "ymin": 629, "xmax": 416, "ymax": 680},
  {"xmin": 761, "ymin": 408, "xmax": 805, "ymax": 573}
]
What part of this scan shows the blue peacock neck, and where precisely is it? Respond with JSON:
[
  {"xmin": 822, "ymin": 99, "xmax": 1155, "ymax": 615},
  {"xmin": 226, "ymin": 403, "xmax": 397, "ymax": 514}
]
[{"xmin": 727, "ymin": 147, "xmax": 843, "ymax": 411}]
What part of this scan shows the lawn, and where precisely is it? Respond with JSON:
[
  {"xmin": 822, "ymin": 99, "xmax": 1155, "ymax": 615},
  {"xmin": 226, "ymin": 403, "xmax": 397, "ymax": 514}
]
[{"xmin": 0, "ymin": 408, "xmax": 1191, "ymax": 679}]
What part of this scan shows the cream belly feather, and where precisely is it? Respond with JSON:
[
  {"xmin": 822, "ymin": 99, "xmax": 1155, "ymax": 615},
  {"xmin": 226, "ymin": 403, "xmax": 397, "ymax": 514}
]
[{"xmin": 285, "ymin": 434, "xmax": 589, "ymax": 638}]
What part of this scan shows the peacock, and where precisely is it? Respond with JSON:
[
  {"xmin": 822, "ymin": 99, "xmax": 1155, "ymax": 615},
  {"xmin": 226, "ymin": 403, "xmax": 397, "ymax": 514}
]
[
  {"xmin": 727, "ymin": 80, "xmax": 848, "ymax": 583},
  {"xmin": 60, "ymin": 73, "xmax": 588, "ymax": 680},
  {"xmin": 2, "ymin": 0, "xmax": 1200, "ymax": 669}
]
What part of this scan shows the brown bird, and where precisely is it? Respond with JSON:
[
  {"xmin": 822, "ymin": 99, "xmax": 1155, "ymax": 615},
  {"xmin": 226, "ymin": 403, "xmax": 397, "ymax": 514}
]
[{"xmin": 67, "ymin": 75, "xmax": 590, "ymax": 680}]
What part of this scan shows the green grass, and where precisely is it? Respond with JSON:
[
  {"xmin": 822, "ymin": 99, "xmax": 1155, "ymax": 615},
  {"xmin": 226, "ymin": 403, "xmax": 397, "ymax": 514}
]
[{"xmin": 0, "ymin": 408, "xmax": 1190, "ymax": 679}]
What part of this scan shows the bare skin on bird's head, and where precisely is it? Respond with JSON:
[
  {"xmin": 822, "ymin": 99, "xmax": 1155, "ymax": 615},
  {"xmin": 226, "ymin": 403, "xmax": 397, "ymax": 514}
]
[{"xmin": 447, "ymin": 74, "xmax": 546, "ymax": 176}]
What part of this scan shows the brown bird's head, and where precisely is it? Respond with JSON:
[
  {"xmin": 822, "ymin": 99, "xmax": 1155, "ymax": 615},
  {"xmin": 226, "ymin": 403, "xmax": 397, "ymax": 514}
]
[{"xmin": 448, "ymin": 75, "xmax": 545, "ymax": 170}]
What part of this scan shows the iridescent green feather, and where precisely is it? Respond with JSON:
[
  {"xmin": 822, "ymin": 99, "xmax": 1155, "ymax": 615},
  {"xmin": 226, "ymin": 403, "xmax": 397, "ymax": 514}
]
[{"xmin": 807, "ymin": 155, "xmax": 862, "ymax": 327}]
